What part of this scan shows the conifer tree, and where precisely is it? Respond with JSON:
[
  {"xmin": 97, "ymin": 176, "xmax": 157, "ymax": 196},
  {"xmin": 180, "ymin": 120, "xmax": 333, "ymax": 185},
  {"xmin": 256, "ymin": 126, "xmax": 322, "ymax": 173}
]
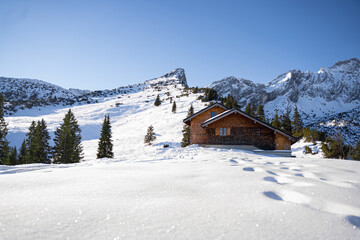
[
  {"xmin": 224, "ymin": 94, "xmax": 238, "ymax": 109},
  {"xmin": 292, "ymin": 105, "xmax": 303, "ymax": 137},
  {"xmin": 244, "ymin": 103, "xmax": 251, "ymax": 115},
  {"xmin": 256, "ymin": 105, "xmax": 265, "ymax": 121},
  {"xmin": 181, "ymin": 105, "xmax": 194, "ymax": 147},
  {"xmin": 321, "ymin": 131, "xmax": 348, "ymax": 159},
  {"xmin": 144, "ymin": 125, "xmax": 156, "ymax": 145},
  {"xmin": 351, "ymin": 140, "xmax": 360, "ymax": 160},
  {"xmin": 250, "ymin": 104, "xmax": 256, "ymax": 116},
  {"xmin": 202, "ymin": 88, "xmax": 218, "ymax": 102},
  {"xmin": 271, "ymin": 110, "xmax": 281, "ymax": 129},
  {"xmin": 280, "ymin": 107, "xmax": 292, "ymax": 134},
  {"xmin": 154, "ymin": 95, "xmax": 161, "ymax": 106},
  {"xmin": 9, "ymin": 147, "xmax": 17, "ymax": 165},
  {"xmin": 97, "ymin": 114, "xmax": 113, "ymax": 159},
  {"xmin": 27, "ymin": 120, "xmax": 51, "ymax": 163},
  {"xmin": 0, "ymin": 93, "xmax": 10, "ymax": 165},
  {"xmin": 53, "ymin": 109, "xmax": 83, "ymax": 163},
  {"xmin": 172, "ymin": 101, "xmax": 177, "ymax": 113},
  {"xmin": 18, "ymin": 139, "xmax": 28, "ymax": 164},
  {"xmin": 188, "ymin": 105, "xmax": 194, "ymax": 116}
]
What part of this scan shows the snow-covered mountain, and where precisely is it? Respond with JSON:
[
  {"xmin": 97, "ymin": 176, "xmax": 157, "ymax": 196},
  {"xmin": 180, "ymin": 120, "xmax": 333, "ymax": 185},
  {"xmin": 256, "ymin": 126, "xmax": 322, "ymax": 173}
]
[
  {"xmin": 210, "ymin": 58, "xmax": 360, "ymax": 144},
  {"xmin": 0, "ymin": 68, "xmax": 187, "ymax": 114},
  {"xmin": 0, "ymin": 77, "xmax": 90, "ymax": 101},
  {"xmin": 0, "ymin": 77, "xmax": 93, "ymax": 114}
]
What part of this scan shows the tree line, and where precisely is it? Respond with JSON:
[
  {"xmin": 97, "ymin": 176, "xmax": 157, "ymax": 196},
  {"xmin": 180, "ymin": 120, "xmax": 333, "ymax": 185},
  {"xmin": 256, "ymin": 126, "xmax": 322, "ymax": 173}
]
[{"xmin": 0, "ymin": 93, "xmax": 114, "ymax": 165}]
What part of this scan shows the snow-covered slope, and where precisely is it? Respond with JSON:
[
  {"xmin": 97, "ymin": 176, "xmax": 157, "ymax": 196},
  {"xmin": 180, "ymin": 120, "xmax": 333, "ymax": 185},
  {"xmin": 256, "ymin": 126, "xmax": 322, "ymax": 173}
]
[
  {"xmin": 0, "ymin": 68, "xmax": 187, "ymax": 115},
  {"xmin": 210, "ymin": 58, "xmax": 360, "ymax": 144},
  {"xmin": 1, "ymin": 137, "xmax": 360, "ymax": 239},
  {"xmin": 4, "ymin": 68, "xmax": 199, "ymax": 150}
]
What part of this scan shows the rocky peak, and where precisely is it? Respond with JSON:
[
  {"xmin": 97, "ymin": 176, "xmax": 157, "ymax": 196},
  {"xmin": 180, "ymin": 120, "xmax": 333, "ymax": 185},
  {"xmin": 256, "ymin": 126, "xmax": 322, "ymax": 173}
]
[
  {"xmin": 329, "ymin": 58, "xmax": 360, "ymax": 72},
  {"xmin": 144, "ymin": 68, "xmax": 188, "ymax": 88}
]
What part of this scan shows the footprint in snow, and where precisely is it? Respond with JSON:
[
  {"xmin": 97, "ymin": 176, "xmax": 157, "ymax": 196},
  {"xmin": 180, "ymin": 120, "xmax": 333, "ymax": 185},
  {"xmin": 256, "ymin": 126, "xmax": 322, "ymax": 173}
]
[
  {"xmin": 243, "ymin": 167, "xmax": 254, "ymax": 172},
  {"xmin": 264, "ymin": 176, "xmax": 278, "ymax": 183},
  {"xmin": 263, "ymin": 190, "xmax": 311, "ymax": 204},
  {"xmin": 264, "ymin": 176, "xmax": 294, "ymax": 185},
  {"xmin": 347, "ymin": 215, "xmax": 360, "ymax": 229},
  {"xmin": 229, "ymin": 159, "xmax": 238, "ymax": 164},
  {"xmin": 266, "ymin": 170, "xmax": 278, "ymax": 176},
  {"xmin": 263, "ymin": 191, "xmax": 283, "ymax": 201}
]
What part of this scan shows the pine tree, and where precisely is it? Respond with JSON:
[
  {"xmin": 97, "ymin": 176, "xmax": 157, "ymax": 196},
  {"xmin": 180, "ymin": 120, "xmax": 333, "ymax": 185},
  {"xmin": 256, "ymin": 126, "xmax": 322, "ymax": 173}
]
[
  {"xmin": 181, "ymin": 105, "xmax": 194, "ymax": 147},
  {"xmin": 188, "ymin": 105, "xmax": 194, "ymax": 117},
  {"xmin": 250, "ymin": 104, "xmax": 256, "ymax": 116},
  {"xmin": 280, "ymin": 107, "xmax": 292, "ymax": 134},
  {"xmin": 144, "ymin": 125, "xmax": 156, "ymax": 145},
  {"xmin": 97, "ymin": 115, "xmax": 113, "ymax": 159},
  {"xmin": 292, "ymin": 105, "xmax": 303, "ymax": 137},
  {"xmin": 0, "ymin": 93, "xmax": 10, "ymax": 165},
  {"xmin": 244, "ymin": 103, "xmax": 251, "ymax": 115},
  {"xmin": 18, "ymin": 139, "xmax": 28, "ymax": 164},
  {"xmin": 202, "ymin": 88, "xmax": 218, "ymax": 102},
  {"xmin": 224, "ymin": 94, "xmax": 238, "ymax": 109},
  {"xmin": 351, "ymin": 140, "xmax": 360, "ymax": 160},
  {"xmin": 256, "ymin": 105, "xmax": 265, "ymax": 121},
  {"xmin": 9, "ymin": 147, "xmax": 17, "ymax": 165},
  {"xmin": 154, "ymin": 95, "xmax": 161, "ymax": 106},
  {"xmin": 172, "ymin": 101, "xmax": 177, "ymax": 113},
  {"xmin": 53, "ymin": 109, "xmax": 83, "ymax": 164},
  {"xmin": 271, "ymin": 110, "xmax": 281, "ymax": 129},
  {"xmin": 321, "ymin": 131, "xmax": 348, "ymax": 159},
  {"xmin": 27, "ymin": 119, "xmax": 51, "ymax": 163}
]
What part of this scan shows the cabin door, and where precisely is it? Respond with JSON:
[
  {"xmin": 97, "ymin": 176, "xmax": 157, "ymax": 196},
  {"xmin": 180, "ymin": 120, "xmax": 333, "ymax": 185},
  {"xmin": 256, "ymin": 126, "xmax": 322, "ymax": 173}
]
[{"xmin": 276, "ymin": 136, "xmax": 285, "ymax": 150}]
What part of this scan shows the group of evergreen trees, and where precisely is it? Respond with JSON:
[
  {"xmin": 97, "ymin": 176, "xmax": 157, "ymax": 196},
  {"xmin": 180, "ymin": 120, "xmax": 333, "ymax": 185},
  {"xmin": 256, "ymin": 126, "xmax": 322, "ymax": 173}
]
[
  {"xmin": 269, "ymin": 106, "xmax": 303, "ymax": 137},
  {"xmin": 0, "ymin": 93, "xmax": 115, "ymax": 165}
]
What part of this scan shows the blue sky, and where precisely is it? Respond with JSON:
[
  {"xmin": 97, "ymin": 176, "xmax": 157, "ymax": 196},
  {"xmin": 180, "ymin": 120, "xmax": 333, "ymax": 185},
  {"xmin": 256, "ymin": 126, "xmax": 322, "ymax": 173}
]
[{"xmin": 0, "ymin": 0, "xmax": 359, "ymax": 90}]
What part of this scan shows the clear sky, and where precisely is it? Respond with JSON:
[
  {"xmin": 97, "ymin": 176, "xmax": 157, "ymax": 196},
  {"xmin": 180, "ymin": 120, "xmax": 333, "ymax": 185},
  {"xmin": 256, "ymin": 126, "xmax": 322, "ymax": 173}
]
[{"xmin": 0, "ymin": 0, "xmax": 359, "ymax": 90}]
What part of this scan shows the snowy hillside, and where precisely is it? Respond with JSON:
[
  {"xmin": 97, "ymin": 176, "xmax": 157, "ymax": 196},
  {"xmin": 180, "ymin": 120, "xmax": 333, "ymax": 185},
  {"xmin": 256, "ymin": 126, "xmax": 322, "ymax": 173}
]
[
  {"xmin": 210, "ymin": 58, "xmax": 360, "ymax": 144},
  {"xmin": 1, "ymin": 68, "xmax": 360, "ymax": 239},
  {"xmin": 4, "ymin": 68, "xmax": 201, "ymax": 150},
  {"xmin": 0, "ymin": 68, "xmax": 187, "ymax": 115}
]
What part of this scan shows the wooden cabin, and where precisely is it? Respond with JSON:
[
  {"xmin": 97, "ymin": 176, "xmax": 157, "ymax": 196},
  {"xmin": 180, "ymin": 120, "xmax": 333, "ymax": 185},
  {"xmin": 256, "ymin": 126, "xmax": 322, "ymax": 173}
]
[{"xmin": 183, "ymin": 103, "xmax": 296, "ymax": 151}]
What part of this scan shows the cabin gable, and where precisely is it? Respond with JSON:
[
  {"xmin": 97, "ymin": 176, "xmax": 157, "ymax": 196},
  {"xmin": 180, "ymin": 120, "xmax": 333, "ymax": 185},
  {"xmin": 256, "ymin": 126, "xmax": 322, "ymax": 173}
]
[
  {"xmin": 205, "ymin": 112, "xmax": 277, "ymax": 150},
  {"xmin": 189, "ymin": 106, "xmax": 227, "ymax": 144}
]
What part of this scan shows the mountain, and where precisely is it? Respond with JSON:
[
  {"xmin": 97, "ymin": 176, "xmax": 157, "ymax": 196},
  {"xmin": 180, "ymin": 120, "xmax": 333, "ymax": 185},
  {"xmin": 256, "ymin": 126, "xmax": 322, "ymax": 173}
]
[
  {"xmin": 210, "ymin": 58, "xmax": 360, "ymax": 144},
  {"xmin": 0, "ymin": 77, "xmax": 93, "ymax": 114},
  {"xmin": 0, "ymin": 68, "xmax": 187, "ymax": 115}
]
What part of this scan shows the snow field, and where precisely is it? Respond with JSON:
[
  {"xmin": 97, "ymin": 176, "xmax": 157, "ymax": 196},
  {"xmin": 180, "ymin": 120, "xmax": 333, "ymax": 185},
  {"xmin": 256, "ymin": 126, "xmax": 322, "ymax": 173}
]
[{"xmin": 1, "ymin": 147, "xmax": 360, "ymax": 239}]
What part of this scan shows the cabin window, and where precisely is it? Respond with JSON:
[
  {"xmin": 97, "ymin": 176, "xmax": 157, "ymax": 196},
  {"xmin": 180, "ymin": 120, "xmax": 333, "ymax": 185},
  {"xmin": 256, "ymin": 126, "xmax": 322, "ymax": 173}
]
[
  {"xmin": 219, "ymin": 128, "xmax": 227, "ymax": 136},
  {"xmin": 211, "ymin": 111, "xmax": 217, "ymax": 117}
]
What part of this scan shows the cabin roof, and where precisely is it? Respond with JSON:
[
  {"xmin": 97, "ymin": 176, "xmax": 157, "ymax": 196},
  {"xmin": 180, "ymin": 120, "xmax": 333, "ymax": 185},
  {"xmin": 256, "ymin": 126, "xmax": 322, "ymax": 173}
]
[
  {"xmin": 183, "ymin": 103, "xmax": 228, "ymax": 125},
  {"xmin": 201, "ymin": 108, "xmax": 297, "ymax": 141}
]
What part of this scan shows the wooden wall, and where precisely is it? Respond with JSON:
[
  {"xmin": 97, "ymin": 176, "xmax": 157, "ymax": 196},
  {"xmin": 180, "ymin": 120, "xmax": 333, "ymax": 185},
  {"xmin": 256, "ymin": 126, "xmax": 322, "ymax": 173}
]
[
  {"xmin": 205, "ymin": 112, "xmax": 276, "ymax": 150},
  {"xmin": 190, "ymin": 106, "xmax": 226, "ymax": 144},
  {"xmin": 275, "ymin": 133, "xmax": 292, "ymax": 150}
]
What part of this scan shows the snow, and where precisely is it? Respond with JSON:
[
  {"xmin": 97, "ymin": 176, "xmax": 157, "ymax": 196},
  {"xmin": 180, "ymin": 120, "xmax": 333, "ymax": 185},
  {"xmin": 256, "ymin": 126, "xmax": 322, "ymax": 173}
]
[
  {"xmin": 1, "ymin": 78, "xmax": 360, "ymax": 239},
  {"xmin": 1, "ymin": 147, "xmax": 360, "ymax": 239},
  {"xmin": 291, "ymin": 139, "xmax": 323, "ymax": 158}
]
